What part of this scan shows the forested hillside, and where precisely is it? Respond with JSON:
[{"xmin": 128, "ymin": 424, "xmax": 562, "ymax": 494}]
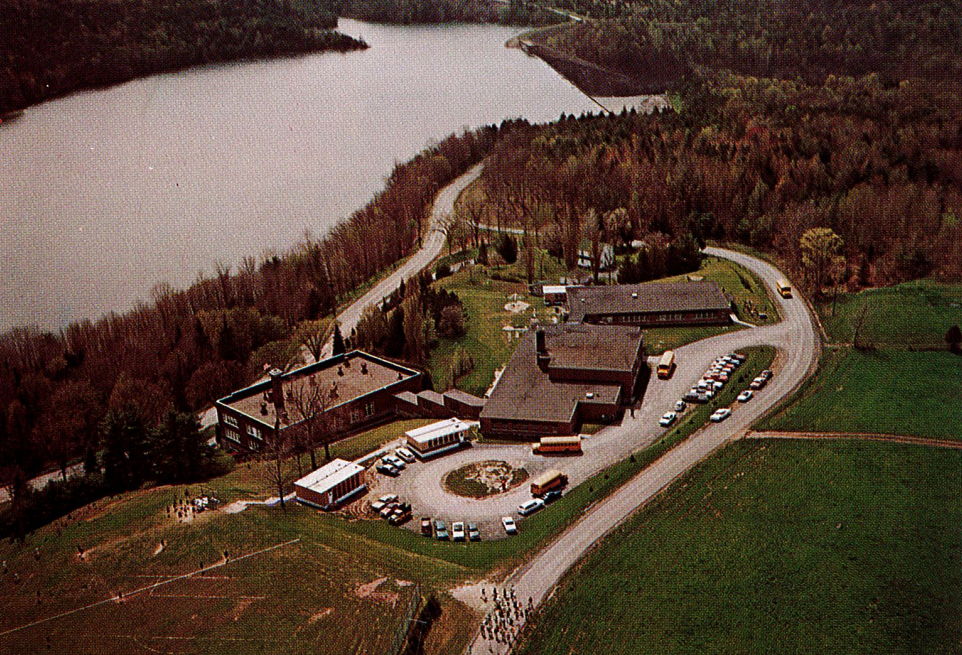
[
  {"xmin": 476, "ymin": 74, "xmax": 962, "ymax": 286},
  {"xmin": 0, "ymin": 0, "xmax": 366, "ymax": 113},
  {"xmin": 538, "ymin": 0, "xmax": 961, "ymax": 90},
  {"xmin": 328, "ymin": 0, "xmax": 560, "ymax": 25}
]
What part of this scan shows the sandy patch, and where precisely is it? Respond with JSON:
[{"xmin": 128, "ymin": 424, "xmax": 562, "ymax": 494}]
[
  {"xmin": 355, "ymin": 577, "xmax": 388, "ymax": 599},
  {"xmin": 307, "ymin": 608, "xmax": 334, "ymax": 623},
  {"xmin": 504, "ymin": 301, "xmax": 530, "ymax": 314}
]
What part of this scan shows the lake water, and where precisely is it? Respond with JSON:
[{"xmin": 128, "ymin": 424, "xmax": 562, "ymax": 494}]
[{"xmin": 0, "ymin": 19, "xmax": 602, "ymax": 332}]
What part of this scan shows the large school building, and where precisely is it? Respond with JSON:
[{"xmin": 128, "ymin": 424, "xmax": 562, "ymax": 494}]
[{"xmin": 567, "ymin": 280, "xmax": 731, "ymax": 327}]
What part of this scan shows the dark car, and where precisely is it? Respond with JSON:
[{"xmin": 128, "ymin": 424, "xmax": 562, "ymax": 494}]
[
  {"xmin": 376, "ymin": 463, "xmax": 399, "ymax": 477},
  {"xmin": 434, "ymin": 520, "xmax": 449, "ymax": 540},
  {"xmin": 388, "ymin": 509, "xmax": 411, "ymax": 525},
  {"xmin": 420, "ymin": 516, "xmax": 432, "ymax": 536},
  {"xmin": 467, "ymin": 523, "xmax": 481, "ymax": 541},
  {"xmin": 542, "ymin": 490, "xmax": 563, "ymax": 504}
]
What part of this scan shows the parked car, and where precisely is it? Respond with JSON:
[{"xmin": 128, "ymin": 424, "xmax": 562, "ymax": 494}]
[
  {"xmin": 396, "ymin": 447, "xmax": 416, "ymax": 463},
  {"xmin": 376, "ymin": 463, "xmax": 399, "ymax": 477},
  {"xmin": 501, "ymin": 516, "xmax": 518, "ymax": 535},
  {"xmin": 380, "ymin": 503, "xmax": 399, "ymax": 519},
  {"xmin": 389, "ymin": 508, "xmax": 411, "ymax": 525},
  {"xmin": 761, "ymin": 369, "xmax": 773, "ymax": 381},
  {"xmin": 683, "ymin": 391, "xmax": 702, "ymax": 403},
  {"xmin": 542, "ymin": 490, "xmax": 563, "ymax": 504},
  {"xmin": 383, "ymin": 455, "xmax": 406, "ymax": 470},
  {"xmin": 371, "ymin": 494, "xmax": 398, "ymax": 512},
  {"xmin": 712, "ymin": 380, "xmax": 724, "ymax": 392},
  {"xmin": 659, "ymin": 411, "xmax": 677, "ymax": 427},
  {"xmin": 737, "ymin": 390, "xmax": 754, "ymax": 403},
  {"xmin": 467, "ymin": 523, "xmax": 481, "ymax": 541},
  {"xmin": 420, "ymin": 516, "xmax": 432, "ymax": 536},
  {"xmin": 451, "ymin": 522, "xmax": 466, "ymax": 541},
  {"xmin": 674, "ymin": 400, "xmax": 687, "ymax": 412},
  {"xmin": 750, "ymin": 377, "xmax": 767, "ymax": 390},
  {"xmin": 731, "ymin": 353, "xmax": 746, "ymax": 363},
  {"xmin": 434, "ymin": 520, "xmax": 449, "ymax": 540},
  {"xmin": 710, "ymin": 408, "xmax": 732, "ymax": 422},
  {"xmin": 518, "ymin": 498, "xmax": 545, "ymax": 516}
]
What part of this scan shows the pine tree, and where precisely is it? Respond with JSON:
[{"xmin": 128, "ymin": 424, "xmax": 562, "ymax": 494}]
[{"xmin": 332, "ymin": 323, "xmax": 346, "ymax": 356}]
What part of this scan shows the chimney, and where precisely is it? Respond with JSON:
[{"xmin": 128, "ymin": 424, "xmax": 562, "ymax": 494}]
[
  {"xmin": 269, "ymin": 367, "xmax": 284, "ymax": 413},
  {"xmin": 535, "ymin": 329, "xmax": 550, "ymax": 371}
]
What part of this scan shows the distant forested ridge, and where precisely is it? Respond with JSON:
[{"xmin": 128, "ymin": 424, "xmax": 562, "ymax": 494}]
[
  {"xmin": 535, "ymin": 0, "xmax": 962, "ymax": 91},
  {"xmin": 327, "ymin": 0, "xmax": 561, "ymax": 26},
  {"xmin": 0, "ymin": 0, "xmax": 366, "ymax": 113}
]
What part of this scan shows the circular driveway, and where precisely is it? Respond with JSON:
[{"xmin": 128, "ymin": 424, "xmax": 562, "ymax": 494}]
[{"xmin": 365, "ymin": 246, "xmax": 819, "ymax": 539}]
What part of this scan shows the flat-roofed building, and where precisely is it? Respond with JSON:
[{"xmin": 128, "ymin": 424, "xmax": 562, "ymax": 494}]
[
  {"xmin": 215, "ymin": 351, "xmax": 421, "ymax": 452},
  {"xmin": 567, "ymin": 281, "xmax": 731, "ymax": 327},
  {"xmin": 294, "ymin": 459, "xmax": 366, "ymax": 510},
  {"xmin": 480, "ymin": 324, "xmax": 646, "ymax": 440},
  {"xmin": 405, "ymin": 418, "xmax": 471, "ymax": 458}
]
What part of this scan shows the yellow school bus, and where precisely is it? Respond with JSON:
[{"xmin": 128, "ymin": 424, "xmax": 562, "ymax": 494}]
[
  {"xmin": 656, "ymin": 350, "xmax": 676, "ymax": 379},
  {"xmin": 776, "ymin": 279, "xmax": 792, "ymax": 298},
  {"xmin": 530, "ymin": 469, "xmax": 568, "ymax": 496},
  {"xmin": 532, "ymin": 436, "xmax": 583, "ymax": 455}
]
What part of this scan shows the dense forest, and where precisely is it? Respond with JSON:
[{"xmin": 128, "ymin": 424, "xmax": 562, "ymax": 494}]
[
  {"xmin": 0, "ymin": 124, "xmax": 504, "ymax": 530},
  {"xmin": 325, "ymin": 0, "xmax": 561, "ymax": 26},
  {"xmin": 0, "ymin": 0, "xmax": 366, "ymax": 113},
  {"xmin": 475, "ymin": 74, "xmax": 962, "ymax": 288},
  {"xmin": 537, "ymin": 0, "xmax": 962, "ymax": 91}
]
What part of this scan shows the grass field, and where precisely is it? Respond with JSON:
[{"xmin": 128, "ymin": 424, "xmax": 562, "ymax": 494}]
[
  {"xmin": 818, "ymin": 279, "xmax": 962, "ymax": 347},
  {"xmin": 430, "ymin": 264, "xmax": 549, "ymax": 396},
  {"xmin": 760, "ymin": 348, "xmax": 962, "ymax": 440},
  {"xmin": 329, "ymin": 418, "xmax": 434, "ymax": 462},
  {"xmin": 517, "ymin": 439, "xmax": 962, "ymax": 655},
  {"xmin": 0, "ymin": 479, "xmax": 475, "ymax": 655}
]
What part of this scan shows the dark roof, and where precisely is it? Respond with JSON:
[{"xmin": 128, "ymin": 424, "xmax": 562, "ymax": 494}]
[
  {"xmin": 567, "ymin": 281, "xmax": 730, "ymax": 323},
  {"xmin": 417, "ymin": 390, "xmax": 446, "ymax": 407},
  {"xmin": 218, "ymin": 351, "xmax": 419, "ymax": 427},
  {"xmin": 480, "ymin": 324, "xmax": 642, "ymax": 424},
  {"xmin": 443, "ymin": 389, "xmax": 486, "ymax": 408}
]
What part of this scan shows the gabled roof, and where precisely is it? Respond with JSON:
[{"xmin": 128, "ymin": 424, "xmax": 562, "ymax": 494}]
[{"xmin": 567, "ymin": 281, "xmax": 730, "ymax": 322}]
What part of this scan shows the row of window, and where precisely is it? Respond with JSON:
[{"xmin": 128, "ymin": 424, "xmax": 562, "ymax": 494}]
[{"xmin": 595, "ymin": 310, "xmax": 723, "ymax": 325}]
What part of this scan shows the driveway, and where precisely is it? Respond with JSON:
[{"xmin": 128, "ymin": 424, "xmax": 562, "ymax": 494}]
[{"xmin": 442, "ymin": 246, "xmax": 820, "ymax": 654}]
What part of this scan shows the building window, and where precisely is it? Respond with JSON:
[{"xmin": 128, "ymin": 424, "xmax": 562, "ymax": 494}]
[
  {"xmin": 247, "ymin": 425, "xmax": 263, "ymax": 440},
  {"xmin": 224, "ymin": 429, "xmax": 241, "ymax": 444},
  {"xmin": 224, "ymin": 414, "xmax": 238, "ymax": 428},
  {"xmin": 365, "ymin": 402, "xmax": 375, "ymax": 417}
]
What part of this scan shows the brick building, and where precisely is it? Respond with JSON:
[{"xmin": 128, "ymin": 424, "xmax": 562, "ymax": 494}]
[
  {"xmin": 479, "ymin": 325, "xmax": 646, "ymax": 440},
  {"xmin": 215, "ymin": 351, "xmax": 422, "ymax": 452}
]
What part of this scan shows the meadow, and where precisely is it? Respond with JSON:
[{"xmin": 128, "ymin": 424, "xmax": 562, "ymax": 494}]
[{"xmin": 516, "ymin": 439, "xmax": 962, "ymax": 655}]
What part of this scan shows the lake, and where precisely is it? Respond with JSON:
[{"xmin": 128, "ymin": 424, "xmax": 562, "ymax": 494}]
[{"xmin": 0, "ymin": 19, "xmax": 603, "ymax": 332}]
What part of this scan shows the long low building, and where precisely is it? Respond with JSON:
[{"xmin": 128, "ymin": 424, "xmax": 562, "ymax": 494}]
[
  {"xmin": 406, "ymin": 418, "xmax": 471, "ymax": 458},
  {"xmin": 480, "ymin": 325, "xmax": 646, "ymax": 440},
  {"xmin": 294, "ymin": 459, "xmax": 367, "ymax": 510},
  {"xmin": 215, "ymin": 350, "xmax": 422, "ymax": 452},
  {"xmin": 567, "ymin": 280, "xmax": 731, "ymax": 327}
]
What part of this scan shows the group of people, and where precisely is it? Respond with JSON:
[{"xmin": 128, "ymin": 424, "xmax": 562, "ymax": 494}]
[{"xmin": 476, "ymin": 586, "xmax": 534, "ymax": 651}]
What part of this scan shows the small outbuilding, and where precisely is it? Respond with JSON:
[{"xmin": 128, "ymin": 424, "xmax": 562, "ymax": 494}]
[
  {"xmin": 405, "ymin": 418, "xmax": 471, "ymax": 458},
  {"xmin": 295, "ymin": 459, "xmax": 367, "ymax": 510}
]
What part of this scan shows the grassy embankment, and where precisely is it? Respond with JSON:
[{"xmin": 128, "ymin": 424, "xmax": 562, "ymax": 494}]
[
  {"xmin": 762, "ymin": 280, "xmax": 962, "ymax": 440},
  {"xmin": 516, "ymin": 439, "xmax": 962, "ymax": 655}
]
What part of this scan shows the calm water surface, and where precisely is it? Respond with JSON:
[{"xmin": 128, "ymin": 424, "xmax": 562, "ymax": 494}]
[{"xmin": 0, "ymin": 19, "xmax": 600, "ymax": 332}]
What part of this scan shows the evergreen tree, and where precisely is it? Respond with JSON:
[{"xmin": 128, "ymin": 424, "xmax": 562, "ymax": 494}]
[
  {"xmin": 332, "ymin": 322, "xmax": 346, "ymax": 356},
  {"xmin": 99, "ymin": 409, "xmax": 148, "ymax": 492}
]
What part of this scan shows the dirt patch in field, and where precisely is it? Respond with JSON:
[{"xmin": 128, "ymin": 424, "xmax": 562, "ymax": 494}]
[{"xmin": 355, "ymin": 577, "xmax": 400, "ymax": 604}]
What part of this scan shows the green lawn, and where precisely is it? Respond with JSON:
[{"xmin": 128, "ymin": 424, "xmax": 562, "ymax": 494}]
[
  {"xmin": 818, "ymin": 279, "xmax": 962, "ymax": 347},
  {"xmin": 663, "ymin": 255, "xmax": 781, "ymax": 326},
  {"xmin": 430, "ymin": 263, "xmax": 549, "ymax": 396},
  {"xmin": 761, "ymin": 348, "xmax": 962, "ymax": 440},
  {"xmin": 517, "ymin": 439, "xmax": 962, "ymax": 655},
  {"xmin": 329, "ymin": 418, "xmax": 434, "ymax": 462}
]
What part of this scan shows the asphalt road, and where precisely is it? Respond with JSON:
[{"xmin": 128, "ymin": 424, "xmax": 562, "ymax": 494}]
[
  {"xmin": 447, "ymin": 246, "xmax": 820, "ymax": 654},
  {"xmin": 318, "ymin": 164, "xmax": 483, "ymax": 360}
]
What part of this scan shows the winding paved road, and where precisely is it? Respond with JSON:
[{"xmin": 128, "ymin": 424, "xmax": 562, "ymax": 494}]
[
  {"xmin": 447, "ymin": 246, "xmax": 820, "ymax": 654},
  {"xmin": 318, "ymin": 164, "xmax": 483, "ymax": 360}
]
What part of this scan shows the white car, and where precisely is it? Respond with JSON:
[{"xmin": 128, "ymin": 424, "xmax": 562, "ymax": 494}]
[
  {"xmin": 370, "ymin": 494, "xmax": 398, "ymax": 512},
  {"xmin": 659, "ymin": 411, "xmax": 677, "ymax": 427},
  {"xmin": 395, "ymin": 447, "xmax": 416, "ymax": 463},
  {"xmin": 674, "ymin": 400, "xmax": 687, "ymax": 412},
  {"xmin": 737, "ymin": 390, "xmax": 754, "ymax": 403},
  {"xmin": 451, "ymin": 521, "xmax": 466, "ymax": 541},
  {"xmin": 710, "ymin": 408, "xmax": 732, "ymax": 422},
  {"xmin": 712, "ymin": 380, "xmax": 724, "ymax": 392},
  {"xmin": 518, "ymin": 498, "xmax": 545, "ymax": 516},
  {"xmin": 501, "ymin": 516, "xmax": 518, "ymax": 535}
]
